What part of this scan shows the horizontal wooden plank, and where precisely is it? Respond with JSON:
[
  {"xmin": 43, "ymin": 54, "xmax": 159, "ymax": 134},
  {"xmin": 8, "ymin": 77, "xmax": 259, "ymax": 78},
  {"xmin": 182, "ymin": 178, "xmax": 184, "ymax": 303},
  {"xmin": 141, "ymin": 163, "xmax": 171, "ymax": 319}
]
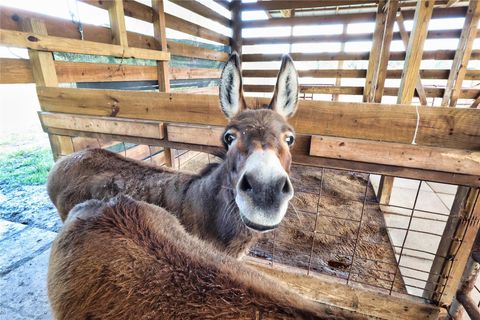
[
  {"xmin": 36, "ymin": 87, "xmax": 480, "ymax": 150},
  {"xmin": 242, "ymin": 69, "xmax": 479, "ymax": 80},
  {"xmin": 241, "ymin": 6, "xmax": 468, "ymax": 28},
  {"xmin": 39, "ymin": 112, "xmax": 165, "ymax": 139},
  {"xmin": 310, "ymin": 135, "xmax": 480, "ymax": 176},
  {"xmin": 246, "ymin": 257, "xmax": 440, "ymax": 320},
  {"xmin": 244, "ymin": 84, "xmax": 479, "ymax": 99},
  {"xmin": 170, "ymin": 0, "xmax": 230, "ymax": 27},
  {"xmin": 242, "ymin": 28, "xmax": 475, "ymax": 45},
  {"xmin": 168, "ymin": 41, "xmax": 228, "ymax": 61},
  {"xmin": 241, "ymin": 1, "xmax": 377, "ymax": 11},
  {"xmin": 79, "ymin": 0, "xmax": 230, "ymax": 45},
  {"xmin": 0, "ymin": 29, "xmax": 170, "ymax": 61},
  {"xmin": 43, "ymin": 126, "xmax": 480, "ymax": 187},
  {"xmin": 0, "ymin": 6, "xmax": 227, "ymax": 61},
  {"xmin": 167, "ymin": 123, "xmax": 224, "ymax": 147},
  {"xmin": 0, "ymin": 58, "xmax": 220, "ymax": 84},
  {"xmin": 242, "ymin": 50, "xmax": 480, "ymax": 62}
]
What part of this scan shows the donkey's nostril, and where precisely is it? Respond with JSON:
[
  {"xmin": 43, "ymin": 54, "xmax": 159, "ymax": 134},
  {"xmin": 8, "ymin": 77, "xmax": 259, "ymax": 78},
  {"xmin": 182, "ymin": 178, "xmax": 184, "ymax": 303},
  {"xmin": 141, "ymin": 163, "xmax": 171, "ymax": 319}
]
[
  {"xmin": 281, "ymin": 177, "xmax": 290, "ymax": 194},
  {"xmin": 239, "ymin": 174, "xmax": 253, "ymax": 192}
]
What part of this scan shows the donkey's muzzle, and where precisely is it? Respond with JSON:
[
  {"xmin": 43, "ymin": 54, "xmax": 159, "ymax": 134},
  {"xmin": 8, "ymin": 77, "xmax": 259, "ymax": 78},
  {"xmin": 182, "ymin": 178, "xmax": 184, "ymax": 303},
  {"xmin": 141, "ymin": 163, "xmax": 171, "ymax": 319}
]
[{"xmin": 238, "ymin": 173, "xmax": 292, "ymax": 211}]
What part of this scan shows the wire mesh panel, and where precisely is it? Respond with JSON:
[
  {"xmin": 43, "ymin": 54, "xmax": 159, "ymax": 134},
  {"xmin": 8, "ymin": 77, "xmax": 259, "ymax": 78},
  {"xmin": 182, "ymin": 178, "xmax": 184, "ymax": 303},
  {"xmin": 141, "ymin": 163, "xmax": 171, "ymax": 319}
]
[{"xmin": 248, "ymin": 164, "xmax": 477, "ymax": 301}]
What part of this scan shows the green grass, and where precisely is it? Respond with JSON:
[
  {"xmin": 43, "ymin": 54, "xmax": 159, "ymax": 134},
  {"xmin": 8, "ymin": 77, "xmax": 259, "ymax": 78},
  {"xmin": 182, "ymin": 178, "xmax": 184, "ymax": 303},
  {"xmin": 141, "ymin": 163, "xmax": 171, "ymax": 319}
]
[{"xmin": 0, "ymin": 147, "xmax": 53, "ymax": 187}]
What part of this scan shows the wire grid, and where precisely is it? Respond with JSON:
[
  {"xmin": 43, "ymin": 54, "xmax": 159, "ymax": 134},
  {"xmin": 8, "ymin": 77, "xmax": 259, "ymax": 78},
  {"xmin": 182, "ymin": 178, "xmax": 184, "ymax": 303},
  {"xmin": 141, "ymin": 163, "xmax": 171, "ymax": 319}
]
[{"xmin": 248, "ymin": 165, "xmax": 473, "ymax": 299}]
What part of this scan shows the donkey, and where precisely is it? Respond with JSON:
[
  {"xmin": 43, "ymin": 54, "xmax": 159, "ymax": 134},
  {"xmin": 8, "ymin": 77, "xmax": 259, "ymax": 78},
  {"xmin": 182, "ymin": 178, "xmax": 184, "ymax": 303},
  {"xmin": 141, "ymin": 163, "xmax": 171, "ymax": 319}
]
[
  {"xmin": 47, "ymin": 53, "xmax": 299, "ymax": 258},
  {"xmin": 48, "ymin": 195, "xmax": 364, "ymax": 319}
]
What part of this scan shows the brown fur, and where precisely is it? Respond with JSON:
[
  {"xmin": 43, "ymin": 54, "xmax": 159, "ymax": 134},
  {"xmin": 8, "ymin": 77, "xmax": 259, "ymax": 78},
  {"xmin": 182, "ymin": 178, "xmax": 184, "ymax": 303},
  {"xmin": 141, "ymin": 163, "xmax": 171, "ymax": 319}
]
[{"xmin": 48, "ymin": 196, "xmax": 365, "ymax": 319}]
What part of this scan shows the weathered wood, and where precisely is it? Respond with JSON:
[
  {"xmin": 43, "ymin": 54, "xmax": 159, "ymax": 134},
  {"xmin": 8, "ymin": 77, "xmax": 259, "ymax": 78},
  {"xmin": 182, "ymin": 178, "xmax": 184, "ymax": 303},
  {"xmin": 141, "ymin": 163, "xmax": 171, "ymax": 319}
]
[
  {"xmin": 0, "ymin": 29, "xmax": 170, "ymax": 61},
  {"xmin": 107, "ymin": 0, "xmax": 129, "ymax": 47},
  {"xmin": 442, "ymin": 0, "xmax": 480, "ymax": 107},
  {"xmin": 244, "ymin": 84, "xmax": 478, "ymax": 99},
  {"xmin": 39, "ymin": 112, "xmax": 165, "ymax": 139},
  {"xmin": 0, "ymin": 59, "xmax": 220, "ymax": 83},
  {"xmin": 245, "ymin": 257, "xmax": 440, "ymax": 320},
  {"xmin": 0, "ymin": 6, "xmax": 226, "ymax": 61},
  {"xmin": 36, "ymin": 87, "xmax": 480, "ymax": 150},
  {"xmin": 432, "ymin": 189, "xmax": 480, "ymax": 305},
  {"xmin": 79, "ymin": 0, "xmax": 230, "ymax": 45},
  {"xmin": 242, "ymin": 28, "xmax": 474, "ymax": 45},
  {"xmin": 152, "ymin": 0, "xmax": 172, "ymax": 167},
  {"xmin": 241, "ymin": 1, "xmax": 377, "ymax": 11},
  {"xmin": 377, "ymin": 176, "xmax": 394, "ymax": 205},
  {"xmin": 241, "ymin": 5, "xmax": 467, "ymax": 28},
  {"xmin": 310, "ymin": 135, "xmax": 480, "ymax": 176},
  {"xmin": 242, "ymin": 68, "xmax": 479, "ymax": 80},
  {"xmin": 396, "ymin": 13, "xmax": 428, "ymax": 105},
  {"xmin": 241, "ymin": 50, "xmax": 479, "ymax": 62},
  {"xmin": 170, "ymin": 0, "xmax": 230, "ymax": 27},
  {"xmin": 167, "ymin": 123, "xmax": 223, "ymax": 147},
  {"xmin": 49, "ymin": 135, "xmax": 74, "ymax": 156},
  {"xmin": 230, "ymin": 0, "xmax": 242, "ymax": 54},
  {"xmin": 363, "ymin": 0, "xmax": 386, "ymax": 103},
  {"xmin": 373, "ymin": 0, "xmax": 399, "ymax": 103},
  {"xmin": 397, "ymin": 0, "xmax": 434, "ymax": 105}
]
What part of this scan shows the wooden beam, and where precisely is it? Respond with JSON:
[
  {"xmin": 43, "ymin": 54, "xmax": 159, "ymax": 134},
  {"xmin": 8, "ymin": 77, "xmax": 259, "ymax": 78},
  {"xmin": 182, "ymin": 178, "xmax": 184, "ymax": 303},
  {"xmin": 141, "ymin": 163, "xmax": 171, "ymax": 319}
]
[
  {"xmin": 169, "ymin": 0, "xmax": 230, "ymax": 27},
  {"xmin": 0, "ymin": 6, "xmax": 226, "ymax": 62},
  {"xmin": 79, "ymin": 0, "xmax": 231, "ymax": 45},
  {"xmin": 241, "ymin": 1, "xmax": 377, "ymax": 11},
  {"xmin": 364, "ymin": 1, "xmax": 386, "ymax": 102},
  {"xmin": 245, "ymin": 257, "xmax": 440, "ymax": 320},
  {"xmin": 152, "ymin": 0, "xmax": 173, "ymax": 167},
  {"xmin": 471, "ymin": 94, "xmax": 480, "ymax": 109},
  {"xmin": 441, "ymin": 0, "xmax": 480, "ymax": 107},
  {"xmin": 373, "ymin": 0, "xmax": 399, "ymax": 103},
  {"xmin": 167, "ymin": 124, "xmax": 224, "ymax": 147},
  {"xmin": 396, "ymin": 13, "xmax": 428, "ymax": 105},
  {"xmin": 310, "ymin": 135, "xmax": 480, "ymax": 176},
  {"xmin": 0, "ymin": 29, "xmax": 170, "ymax": 61},
  {"xmin": 43, "ymin": 126, "xmax": 480, "ymax": 187},
  {"xmin": 22, "ymin": 18, "xmax": 62, "ymax": 160},
  {"xmin": 332, "ymin": 24, "xmax": 348, "ymax": 102},
  {"xmin": 39, "ymin": 112, "xmax": 165, "ymax": 139},
  {"xmin": 397, "ymin": 0, "xmax": 434, "ymax": 105},
  {"xmin": 107, "ymin": 0, "xmax": 128, "ymax": 46},
  {"xmin": 230, "ymin": 0, "xmax": 242, "ymax": 54},
  {"xmin": 36, "ymin": 87, "xmax": 480, "ymax": 150}
]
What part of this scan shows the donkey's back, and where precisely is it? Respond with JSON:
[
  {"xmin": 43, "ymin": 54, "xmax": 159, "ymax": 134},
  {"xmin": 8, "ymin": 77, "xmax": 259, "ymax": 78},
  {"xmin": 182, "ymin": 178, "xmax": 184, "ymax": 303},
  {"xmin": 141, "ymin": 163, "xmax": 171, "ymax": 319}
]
[
  {"xmin": 47, "ymin": 148, "xmax": 190, "ymax": 221},
  {"xmin": 48, "ymin": 196, "xmax": 362, "ymax": 319}
]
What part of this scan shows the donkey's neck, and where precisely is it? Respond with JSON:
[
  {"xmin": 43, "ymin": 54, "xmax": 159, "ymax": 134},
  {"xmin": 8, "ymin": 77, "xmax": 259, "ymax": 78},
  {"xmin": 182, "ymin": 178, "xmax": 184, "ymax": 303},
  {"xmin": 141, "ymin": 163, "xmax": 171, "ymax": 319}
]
[{"xmin": 178, "ymin": 161, "xmax": 259, "ymax": 258}]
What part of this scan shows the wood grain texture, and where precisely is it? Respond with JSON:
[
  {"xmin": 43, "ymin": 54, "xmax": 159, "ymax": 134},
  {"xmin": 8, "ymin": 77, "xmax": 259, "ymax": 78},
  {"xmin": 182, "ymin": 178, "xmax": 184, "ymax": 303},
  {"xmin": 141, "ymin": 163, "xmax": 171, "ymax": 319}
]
[
  {"xmin": 310, "ymin": 136, "xmax": 480, "ymax": 176},
  {"xmin": 107, "ymin": 0, "xmax": 129, "ymax": 46},
  {"xmin": 397, "ymin": 0, "xmax": 434, "ymax": 105},
  {"xmin": 167, "ymin": 123, "xmax": 224, "ymax": 147},
  {"xmin": 0, "ymin": 29, "xmax": 170, "ymax": 61},
  {"xmin": 246, "ymin": 257, "xmax": 440, "ymax": 320},
  {"xmin": 36, "ymin": 87, "xmax": 480, "ymax": 150},
  {"xmin": 170, "ymin": 0, "xmax": 230, "ymax": 27},
  {"xmin": 39, "ymin": 112, "xmax": 165, "ymax": 139}
]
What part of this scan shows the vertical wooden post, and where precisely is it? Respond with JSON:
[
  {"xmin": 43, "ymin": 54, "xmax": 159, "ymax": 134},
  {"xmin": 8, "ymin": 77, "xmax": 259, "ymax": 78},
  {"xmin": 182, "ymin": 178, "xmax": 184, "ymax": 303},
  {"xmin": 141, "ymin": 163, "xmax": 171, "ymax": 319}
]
[
  {"xmin": 107, "ymin": 0, "xmax": 129, "ymax": 46},
  {"xmin": 332, "ymin": 23, "xmax": 347, "ymax": 102},
  {"xmin": 441, "ymin": 0, "xmax": 480, "ymax": 107},
  {"xmin": 22, "ymin": 18, "xmax": 62, "ymax": 160},
  {"xmin": 377, "ymin": 175, "xmax": 394, "ymax": 205},
  {"xmin": 363, "ymin": 0, "xmax": 386, "ymax": 103},
  {"xmin": 152, "ymin": 0, "xmax": 174, "ymax": 167},
  {"xmin": 396, "ymin": 13, "xmax": 427, "ymax": 106},
  {"xmin": 230, "ymin": 0, "xmax": 242, "ymax": 55},
  {"xmin": 397, "ymin": 0, "xmax": 434, "ymax": 105},
  {"xmin": 435, "ymin": 189, "xmax": 480, "ymax": 306},
  {"xmin": 373, "ymin": 0, "xmax": 399, "ymax": 103}
]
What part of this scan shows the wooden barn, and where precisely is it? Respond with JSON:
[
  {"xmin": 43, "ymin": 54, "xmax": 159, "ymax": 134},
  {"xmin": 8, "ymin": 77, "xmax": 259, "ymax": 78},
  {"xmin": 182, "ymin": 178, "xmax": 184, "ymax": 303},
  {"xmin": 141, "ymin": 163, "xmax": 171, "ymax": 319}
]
[{"xmin": 0, "ymin": 0, "xmax": 479, "ymax": 319}]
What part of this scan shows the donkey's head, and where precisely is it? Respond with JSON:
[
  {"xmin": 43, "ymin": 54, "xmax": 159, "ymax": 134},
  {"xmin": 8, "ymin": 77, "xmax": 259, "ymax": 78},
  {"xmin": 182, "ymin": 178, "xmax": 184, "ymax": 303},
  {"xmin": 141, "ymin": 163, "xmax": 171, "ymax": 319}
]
[{"xmin": 219, "ymin": 52, "xmax": 298, "ymax": 232}]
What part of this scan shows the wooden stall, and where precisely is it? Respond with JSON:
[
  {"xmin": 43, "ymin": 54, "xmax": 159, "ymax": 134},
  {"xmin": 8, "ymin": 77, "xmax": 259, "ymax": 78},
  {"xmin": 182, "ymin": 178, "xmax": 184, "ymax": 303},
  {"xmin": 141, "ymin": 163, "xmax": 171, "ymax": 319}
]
[{"xmin": 1, "ymin": 0, "xmax": 479, "ymax": 319}]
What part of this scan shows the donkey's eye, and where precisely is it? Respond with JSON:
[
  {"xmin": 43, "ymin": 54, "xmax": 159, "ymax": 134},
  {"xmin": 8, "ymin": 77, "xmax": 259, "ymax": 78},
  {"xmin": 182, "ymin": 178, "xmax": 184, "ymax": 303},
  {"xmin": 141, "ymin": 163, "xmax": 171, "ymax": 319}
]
[
  {"xmin": 224, "ymin": 132, "xmax": 236, "ymax": 146},
  {"xmin": 285, "ymin": 134, "xmax": 295, "ymax": 146}
]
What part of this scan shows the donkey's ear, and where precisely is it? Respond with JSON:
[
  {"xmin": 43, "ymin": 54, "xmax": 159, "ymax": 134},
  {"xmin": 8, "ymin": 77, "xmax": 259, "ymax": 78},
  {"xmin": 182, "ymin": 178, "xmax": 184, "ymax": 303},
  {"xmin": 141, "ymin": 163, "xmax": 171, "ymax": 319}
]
[
  {"xmin": 219, "ymin": 52, "xmax": 246, "ymax": 119},
  {"xmin": 269, "ymin": 55, "xmax": 299, "ymax": 118}
]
